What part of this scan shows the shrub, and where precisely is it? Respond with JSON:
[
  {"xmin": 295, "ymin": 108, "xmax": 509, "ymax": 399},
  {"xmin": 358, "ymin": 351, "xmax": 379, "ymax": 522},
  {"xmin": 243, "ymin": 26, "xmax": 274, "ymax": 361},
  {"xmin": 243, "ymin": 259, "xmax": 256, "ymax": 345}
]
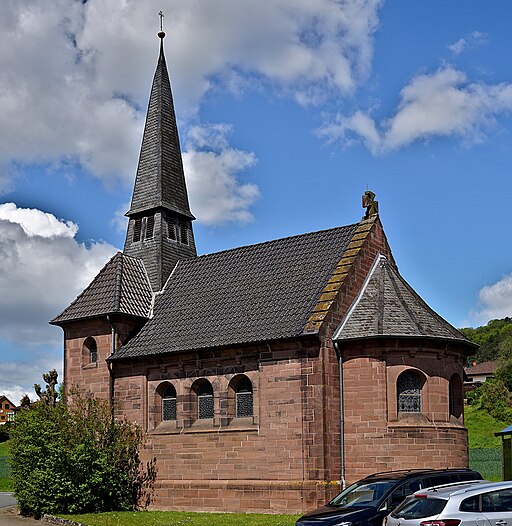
[
  {"xmin": 9, "ymin": 376, "xmax": 156, "ymax": 518},
  {"xmin": 0, "ymin": 422, "xmax": 11, "ymax": 443},
  {"xmin": 480, "ymin": 378, "xmax": 512, "ymax": 422}
]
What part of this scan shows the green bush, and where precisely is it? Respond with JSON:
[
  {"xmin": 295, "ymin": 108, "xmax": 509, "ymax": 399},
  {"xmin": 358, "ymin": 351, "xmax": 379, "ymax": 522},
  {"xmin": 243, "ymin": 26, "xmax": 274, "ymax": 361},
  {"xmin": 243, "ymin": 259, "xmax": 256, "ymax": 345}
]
[
  {"xmin": 0, "ymin": 422, "xmax": 12, "ymax": 443},
  {"xmin": 480, "ymin": 379, "xmax": 512, "ymax": 422},
  {"xmin": 9, "ymin": 383, "xmax": 156, "ymax": 518}
]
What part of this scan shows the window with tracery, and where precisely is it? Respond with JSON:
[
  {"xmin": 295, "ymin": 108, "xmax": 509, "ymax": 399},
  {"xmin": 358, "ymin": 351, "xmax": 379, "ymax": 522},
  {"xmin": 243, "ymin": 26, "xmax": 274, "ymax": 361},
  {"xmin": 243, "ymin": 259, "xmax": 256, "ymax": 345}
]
[
  {"xmin": 397, "ymin": 371, "xmax": 422, "ymax": 413},
  {"xmin": 235, "ymin": 377, "xmax": 253, "ymax": 418},
  {"xmin": 197, "ymin": 382, "xmax": 214, "ymax": 419},
  {"xmin": 162, "ymin": 384, "xmax": 177, "ymax": 421}
]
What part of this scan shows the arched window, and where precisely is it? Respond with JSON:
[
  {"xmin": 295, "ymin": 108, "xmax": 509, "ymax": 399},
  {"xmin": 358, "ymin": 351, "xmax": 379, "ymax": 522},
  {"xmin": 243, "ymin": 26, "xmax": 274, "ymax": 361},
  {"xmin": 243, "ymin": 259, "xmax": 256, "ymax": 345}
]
[
  {"xmin": 235, "ymin": 377, "xmax": 253, "ymax": 418},
  {"xmin": 196, "ymin": 381, "xmax": 214, "ymax": 419},
  {"xmin": 397, "ymin": 371, "xmax": 422, "ymax": 413},
  {"xmin": 449, "ymin": 374, "xmax": 463, "ymax": 418},
  {"xmin": 83, "ymin": 337, "xmax": 98, "ymax": 364},
  {"xmin": 162, "ymin": 384, "xmax": 177, "ymax": 421}
]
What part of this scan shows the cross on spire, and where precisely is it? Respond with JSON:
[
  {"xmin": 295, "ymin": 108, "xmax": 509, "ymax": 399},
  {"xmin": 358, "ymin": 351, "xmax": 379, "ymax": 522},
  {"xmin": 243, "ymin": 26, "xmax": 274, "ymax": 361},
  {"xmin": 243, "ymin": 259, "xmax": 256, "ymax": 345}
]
[{"xmin": 158, "ymin": 10, "xmax": 165, "ymax": 39}]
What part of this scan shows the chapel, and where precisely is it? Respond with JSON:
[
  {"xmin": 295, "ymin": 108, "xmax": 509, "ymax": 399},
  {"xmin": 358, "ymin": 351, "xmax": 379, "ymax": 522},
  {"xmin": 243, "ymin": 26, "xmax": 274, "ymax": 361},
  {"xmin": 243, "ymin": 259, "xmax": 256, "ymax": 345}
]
[{"xmin": 51, "ymin": 30, "xmax": 476, "ymax": 514}]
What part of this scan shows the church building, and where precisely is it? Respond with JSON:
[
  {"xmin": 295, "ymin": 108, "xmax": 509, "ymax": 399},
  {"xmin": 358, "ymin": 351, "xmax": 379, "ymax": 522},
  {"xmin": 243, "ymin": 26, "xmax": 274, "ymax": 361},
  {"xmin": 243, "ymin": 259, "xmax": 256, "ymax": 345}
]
[{"xmin": 51, "ymin": 31, "xmax": 476, "ymax": 514}]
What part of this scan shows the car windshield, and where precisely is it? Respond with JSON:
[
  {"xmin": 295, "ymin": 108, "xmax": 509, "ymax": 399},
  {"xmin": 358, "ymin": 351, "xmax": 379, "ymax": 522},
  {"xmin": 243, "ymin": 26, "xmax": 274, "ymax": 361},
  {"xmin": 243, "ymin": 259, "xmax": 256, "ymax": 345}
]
[
  {"xmin": 329, "ymin": 480, "xmax": 396, "ymax": 508},
  {"xmin": 391, "ymin": 497, "xmax": 447, "ymax": 519}
]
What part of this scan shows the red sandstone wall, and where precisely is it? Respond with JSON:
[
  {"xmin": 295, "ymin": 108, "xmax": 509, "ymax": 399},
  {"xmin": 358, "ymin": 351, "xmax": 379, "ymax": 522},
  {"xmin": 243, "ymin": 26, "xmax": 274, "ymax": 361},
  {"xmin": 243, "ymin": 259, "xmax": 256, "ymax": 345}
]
[
  {"xmin": 341, "ymin": 340, "xmax": 468, "ymax": 482},
  {"xmin": 62, "ymin": 316, "xmax": 143, "ymax": 399},
  {"xmin": 111, "ymin": 339, "xmax": 340, "ymax": 513},
  {"xmin": 59, "ymin": 217, "xmax": 472, "ymax": 515}
]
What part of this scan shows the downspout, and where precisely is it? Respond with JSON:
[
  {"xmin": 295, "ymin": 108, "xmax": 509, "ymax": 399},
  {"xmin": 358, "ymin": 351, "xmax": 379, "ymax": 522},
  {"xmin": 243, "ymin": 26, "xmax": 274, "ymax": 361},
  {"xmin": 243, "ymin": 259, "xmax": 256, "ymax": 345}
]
[
  {"xmin": 334, "ymin": 341, "xmax": 346, "ymax": 490},
  {"xmin": 106, "ymin": 315, "xmax": 116, "ymax": 413}
]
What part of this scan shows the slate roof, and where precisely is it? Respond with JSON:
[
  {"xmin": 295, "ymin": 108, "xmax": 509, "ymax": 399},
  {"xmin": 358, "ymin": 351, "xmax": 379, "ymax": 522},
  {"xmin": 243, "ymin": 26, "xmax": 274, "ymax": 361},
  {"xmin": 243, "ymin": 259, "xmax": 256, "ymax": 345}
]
[
  {"xmin": 333, "ymin": 254, "xmax": 475, "ymax": 345},
  {"xmin": 126, "ymin": 40, "xmax": 194, "ymax": 219},
  {"xmin": 51, "ymin": 253, "xmax": 153, "ymax": 324},
  {"xmin": 111, "ymin": 224, "xmax": 358, "ymax": 360}
]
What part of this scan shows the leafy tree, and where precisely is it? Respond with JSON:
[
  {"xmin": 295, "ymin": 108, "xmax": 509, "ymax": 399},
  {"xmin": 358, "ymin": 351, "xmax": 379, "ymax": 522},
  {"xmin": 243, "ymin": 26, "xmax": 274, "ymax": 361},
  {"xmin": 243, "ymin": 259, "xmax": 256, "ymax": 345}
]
[
  {"xmin": 19, "ymin": 395, "xmax": 31, "ymax": 409},
  {"xmin": 461, "ymin": 318, "xmax": 512, "ymax": 364},
  {"xmin": 33, "ymin": 368, "xmax": 58, "ymax": 407},
  {"xmin": 9, "ymin": 372, "xmax": 156, "ymax": 518},
  {"xmin": 479, "ymin": 378, "xmax": 512, "ymax": 422},
  {"xmin": 0, "ymin": 421, "xmax": 11, "ymax": 443}
]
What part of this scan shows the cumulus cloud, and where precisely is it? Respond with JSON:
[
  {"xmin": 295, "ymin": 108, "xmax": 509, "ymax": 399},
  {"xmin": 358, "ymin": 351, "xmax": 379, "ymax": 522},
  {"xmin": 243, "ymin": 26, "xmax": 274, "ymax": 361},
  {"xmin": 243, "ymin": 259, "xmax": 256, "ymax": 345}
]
[
  {"xmin": 448, "ymin": 31, "xmax": 487, "ymax": 55},
  {"xmin": 471, "ymin": 274, "xmax": 512, "ymax": 325},
  {"xmin": 0, "ymin": 203, "xmax": 117, "ymax": 344},
  {"xmin": 318, "ymin": 66, "xmax": 512, "ymax": 154},
  {"xmin": 0, "ymin": 0, "xmax": 383, "ymax": 196},
  {"xmin": 0, "ymin": 354, "xmax": 63, "ymax": 406},
  {"xmin": 183, "ymin": 124, "xmax": 259, "ymax": 224}
]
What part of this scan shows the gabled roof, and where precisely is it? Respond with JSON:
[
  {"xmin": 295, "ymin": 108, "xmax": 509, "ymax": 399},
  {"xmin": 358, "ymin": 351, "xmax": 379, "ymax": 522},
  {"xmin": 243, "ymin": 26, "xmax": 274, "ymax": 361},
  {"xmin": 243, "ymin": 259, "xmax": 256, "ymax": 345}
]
[
  {"xmin": 51, "ymin": 253, "xmax": 153, "ymax": 324},
  {"xmin": 333, "ymin": 254, "xmax": 474, "ymax": 346},
  {"xmin": 111, "ymin": 224, "xmax": 358, "ymax": 360},
  {"xmin": 126, "ymin": 39, "xmax": 194, "ymax": 219},
  {"xmin": 465, "ymin": 360, "xmax": 497, "ymax": 376}
]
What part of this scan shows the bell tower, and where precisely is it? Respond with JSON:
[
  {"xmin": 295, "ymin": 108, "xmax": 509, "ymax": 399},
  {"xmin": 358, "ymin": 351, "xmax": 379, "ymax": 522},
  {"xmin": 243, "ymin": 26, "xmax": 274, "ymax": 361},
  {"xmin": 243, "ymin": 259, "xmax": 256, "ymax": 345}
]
[{"xmin": 123, "ymin": 23, "xmax": 196, "ymax": 292}]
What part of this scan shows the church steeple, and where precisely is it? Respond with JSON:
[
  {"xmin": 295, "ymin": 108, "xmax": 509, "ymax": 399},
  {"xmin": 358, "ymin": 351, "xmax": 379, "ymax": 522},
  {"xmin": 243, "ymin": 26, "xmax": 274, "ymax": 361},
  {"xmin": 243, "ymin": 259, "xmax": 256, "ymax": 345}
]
[{"xmin": 124, "ymin": 21, "xmax": 196, "ymax": 292}]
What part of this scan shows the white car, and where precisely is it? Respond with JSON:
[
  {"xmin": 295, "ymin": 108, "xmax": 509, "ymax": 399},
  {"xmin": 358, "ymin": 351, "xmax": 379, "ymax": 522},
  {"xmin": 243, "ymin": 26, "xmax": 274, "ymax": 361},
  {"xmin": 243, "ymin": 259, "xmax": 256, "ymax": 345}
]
[{"xmin": 384, "ymin": 480, "xmax": 512, "ymax": 526}]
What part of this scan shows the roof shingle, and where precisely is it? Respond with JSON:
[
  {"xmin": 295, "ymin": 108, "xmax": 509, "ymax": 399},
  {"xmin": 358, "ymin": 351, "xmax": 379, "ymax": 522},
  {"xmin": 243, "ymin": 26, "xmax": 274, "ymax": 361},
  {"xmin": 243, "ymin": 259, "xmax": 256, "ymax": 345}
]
[
  {"xmin": 333, "ymin": 254, "xmax": 474, "ymax": 345},
  {"xmin": 111, "ymin": 224, "xmax": 358, "ymax": 359},
  {"xmin": 51, "ymin": 253, "xmax": 153, "ymax": 324}
]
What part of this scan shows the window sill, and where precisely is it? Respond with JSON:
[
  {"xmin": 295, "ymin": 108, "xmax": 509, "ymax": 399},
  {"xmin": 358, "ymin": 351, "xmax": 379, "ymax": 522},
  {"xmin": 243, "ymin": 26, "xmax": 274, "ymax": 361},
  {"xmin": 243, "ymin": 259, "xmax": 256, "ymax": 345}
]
[
  {"xmin": 82, "ymin": 362, "xmax": 98, "ymax": 370},
  {"xmin": 150, "ymin": 418, "xmax": 258, "ymax": 435},
  {"xmin": 388, "ymin": 413, "xmax": 467, "ymax": 430}
]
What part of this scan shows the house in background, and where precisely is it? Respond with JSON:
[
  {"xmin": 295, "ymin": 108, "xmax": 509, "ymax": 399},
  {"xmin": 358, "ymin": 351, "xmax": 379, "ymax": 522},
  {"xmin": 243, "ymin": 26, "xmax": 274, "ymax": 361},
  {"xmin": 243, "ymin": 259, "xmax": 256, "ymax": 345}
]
[
  {"xmin": 51, "ymin": 31, "xmax": 477, "ymax": 514},
  {"xmin": 464, "ymin": 360, "xmax": 497, "ymax": 389},
  {"xmin": 0, "ymin": 396, "xmax": 18, "ymax": 424}
]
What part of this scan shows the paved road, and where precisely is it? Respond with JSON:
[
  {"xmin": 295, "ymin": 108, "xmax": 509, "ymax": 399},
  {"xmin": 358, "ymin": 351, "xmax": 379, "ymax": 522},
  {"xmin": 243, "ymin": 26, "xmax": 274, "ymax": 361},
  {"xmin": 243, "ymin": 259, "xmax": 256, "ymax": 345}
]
[
  {"xmin": 0, "ymin": 494, "xmax": 42, "ymax": 525},
  {"xmin": 0, "ymin": 507, "xmax": 42, "ymax": 525}
]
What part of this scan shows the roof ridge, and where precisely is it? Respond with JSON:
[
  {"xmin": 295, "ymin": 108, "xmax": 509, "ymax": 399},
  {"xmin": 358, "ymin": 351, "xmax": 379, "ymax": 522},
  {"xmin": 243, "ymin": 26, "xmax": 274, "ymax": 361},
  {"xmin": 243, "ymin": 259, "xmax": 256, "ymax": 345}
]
[
  {"xmin": 113, "ymin": 251, "xmax": 124, "ymax": 312},
  {"xmin": 192, "ymin": 223, "xmax": 360, "ymax": 263},
  {"xmin": 333, "ymin": 253, "xmax": 385, "ymax": 339},
  {"xmin": 50, "ymin": 252, "xmax": 122, "ymax": 323},
  {"xmin": 385, "ymin": 260, "xmax": 426, "ymax": 334},
  {"xmin": 304, "ymin": 217, "xmax": 377, "ymax": 334}
]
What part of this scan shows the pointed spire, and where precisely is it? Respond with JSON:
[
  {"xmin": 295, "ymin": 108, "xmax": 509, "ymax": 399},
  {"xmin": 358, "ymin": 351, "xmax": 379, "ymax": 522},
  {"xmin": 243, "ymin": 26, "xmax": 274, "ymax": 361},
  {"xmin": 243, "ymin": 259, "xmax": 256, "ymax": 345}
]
[
  {"xmin": 126, "ymin": 26, "xmax": 194, "ymax": 219},
  {"xmin": 123, "ymin": 20, "xmax": 197, "ymax": 292}
]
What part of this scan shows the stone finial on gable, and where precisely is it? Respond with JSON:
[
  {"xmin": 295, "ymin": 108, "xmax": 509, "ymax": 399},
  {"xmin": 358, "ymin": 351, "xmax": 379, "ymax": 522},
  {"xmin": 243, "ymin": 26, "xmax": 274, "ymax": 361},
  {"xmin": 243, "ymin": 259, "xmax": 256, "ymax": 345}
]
[{"xmin": 362, "ymin": 190, "xmax": 379, "ymax": 219}]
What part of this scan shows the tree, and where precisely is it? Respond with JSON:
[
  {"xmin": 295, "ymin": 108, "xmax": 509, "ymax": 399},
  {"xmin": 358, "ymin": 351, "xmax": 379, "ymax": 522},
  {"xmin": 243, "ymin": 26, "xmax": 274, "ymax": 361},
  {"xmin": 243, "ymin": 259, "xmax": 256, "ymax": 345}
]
[
  {"xmin": 33, "ymin": 368, "xmax": 58, "ymax": 407},
  {"xmin": 9, "ymin": 372, "xmax": 156, "ymax": 518}
]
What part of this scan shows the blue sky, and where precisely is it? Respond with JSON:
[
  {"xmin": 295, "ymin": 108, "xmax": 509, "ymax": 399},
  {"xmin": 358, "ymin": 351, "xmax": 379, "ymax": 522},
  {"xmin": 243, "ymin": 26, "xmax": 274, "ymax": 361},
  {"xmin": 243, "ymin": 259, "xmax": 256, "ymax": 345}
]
[{"xmin": 1, "ymin": 0, "xmax": 512, "ymax": 402}]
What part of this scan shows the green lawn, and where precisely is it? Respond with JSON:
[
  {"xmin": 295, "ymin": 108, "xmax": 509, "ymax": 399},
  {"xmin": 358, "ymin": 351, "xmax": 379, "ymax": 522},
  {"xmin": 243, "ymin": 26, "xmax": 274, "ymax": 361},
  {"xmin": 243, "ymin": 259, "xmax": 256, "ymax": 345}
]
[
  {"xmin": 0, "ymin": 440, "xmax": 11, "ymax": 491},
  {"xmin": 465, "ymin": 405, "xmax": 509, "ymax": 448},
  {"xmin": 59, "ymin": 511, "xmax": 300, "ymax": 526}
]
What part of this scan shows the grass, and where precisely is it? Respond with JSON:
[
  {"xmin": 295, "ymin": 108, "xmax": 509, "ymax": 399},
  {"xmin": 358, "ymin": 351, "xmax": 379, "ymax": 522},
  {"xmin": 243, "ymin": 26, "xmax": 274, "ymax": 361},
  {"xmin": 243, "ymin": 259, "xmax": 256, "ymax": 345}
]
[
  {"xmin": 465, "ymin": 405, "xmax": 509, "ymax": 448},
  {"xmin": 58, "ymin": 511, "xmax": 301, "ymax": 526},
  {"xmin": 0, "ymin": 440, "xmax": 11, "ymax": 491}
]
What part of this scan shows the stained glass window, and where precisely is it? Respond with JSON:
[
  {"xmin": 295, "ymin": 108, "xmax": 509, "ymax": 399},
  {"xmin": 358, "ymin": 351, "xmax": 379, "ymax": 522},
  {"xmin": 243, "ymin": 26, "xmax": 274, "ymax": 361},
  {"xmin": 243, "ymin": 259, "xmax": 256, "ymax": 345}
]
[
  {"xmin": 236, "ymin": 377, "xmax": 253, "ymax": 417},
  {"xmin": 162, "ymin": 385, "xmax": 176, "ymax": 421},
  {"xmin": 197, "ymin": 382, "xmax": 214, "ymax": 419},
  {"xmin": 397, "ymin": 371, "xmax": 421, "ymax": 413}
]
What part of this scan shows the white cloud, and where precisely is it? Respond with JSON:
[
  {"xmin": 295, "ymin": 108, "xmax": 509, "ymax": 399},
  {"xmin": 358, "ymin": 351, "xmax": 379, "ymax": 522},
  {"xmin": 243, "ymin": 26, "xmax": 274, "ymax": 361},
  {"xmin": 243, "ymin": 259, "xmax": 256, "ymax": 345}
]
[
  {"xmin": 0, "ymin": 0, "xmax": 383, "ymax": 194},
  {"xmin": 318, "ymin": 66, "xmax": 512, "ymax": 154},
  {"xmin": 448, "ymin": 31, "xmax": 487, "ymax": 55},
  {"xmin": 0, "ymin": 353, "xmax": 63, "ymax": 405},
  {"xmin": 184, "ymin": 125, "xmax": 259, "ymax": 224},
  {"xmin": 471, "ymin": 274, "xmax": 512, "ymax": 325},
  {"xmin": 0, "ymin": 202, "xmax": 117, "ymax": 402},
  {"xmin": 0, "ymin": 203, "xmax": 117, "ymax": 344}
]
